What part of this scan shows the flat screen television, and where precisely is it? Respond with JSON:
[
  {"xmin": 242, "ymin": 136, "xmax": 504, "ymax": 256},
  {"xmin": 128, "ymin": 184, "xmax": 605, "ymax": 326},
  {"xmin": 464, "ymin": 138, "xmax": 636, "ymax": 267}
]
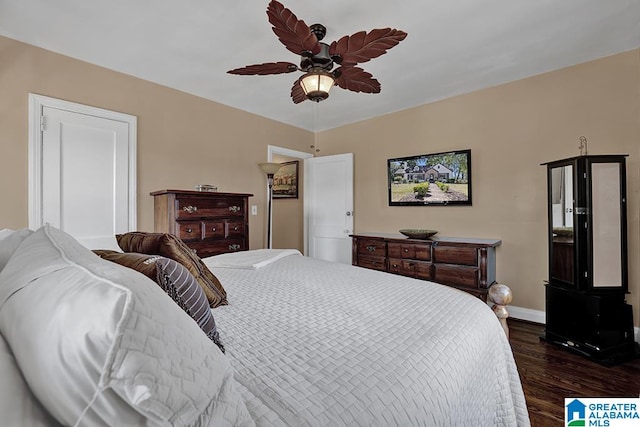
[{"xmin": 387, "ymin": 149, "xmax": 472, "ymax": 206}]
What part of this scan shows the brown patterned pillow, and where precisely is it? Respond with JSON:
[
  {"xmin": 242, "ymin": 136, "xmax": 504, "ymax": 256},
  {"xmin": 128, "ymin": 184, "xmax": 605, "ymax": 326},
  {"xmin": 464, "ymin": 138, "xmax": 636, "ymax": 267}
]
[
  {"xmin": 115, "ymin": 232, "xmax": 227, "ymax": 308},
  {"xmin": 93, "ymin": 250, "xmax": 224, "ymax": 353},
  {"xmin": 93, "ymin": 250, "xmax": 160, "ymax": 281}
]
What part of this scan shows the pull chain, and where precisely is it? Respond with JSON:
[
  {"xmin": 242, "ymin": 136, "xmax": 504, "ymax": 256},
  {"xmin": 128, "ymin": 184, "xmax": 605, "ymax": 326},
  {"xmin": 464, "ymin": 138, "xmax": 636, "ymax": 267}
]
[{"xmin": 310, "ymin": 101, "xmax": 320, "ymax": 154}]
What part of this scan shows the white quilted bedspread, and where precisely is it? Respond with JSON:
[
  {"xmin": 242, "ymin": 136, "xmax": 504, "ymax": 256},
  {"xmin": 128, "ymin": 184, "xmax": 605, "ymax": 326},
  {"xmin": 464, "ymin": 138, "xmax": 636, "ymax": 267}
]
[{"xmin": 205, "ymin": 252, "xmax": 530, "ymax": 427}]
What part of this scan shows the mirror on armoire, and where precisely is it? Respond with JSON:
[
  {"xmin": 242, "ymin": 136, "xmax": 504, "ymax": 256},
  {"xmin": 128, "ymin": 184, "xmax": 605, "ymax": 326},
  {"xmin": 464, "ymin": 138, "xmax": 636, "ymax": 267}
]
[
  {"xmin": 590, "ymin": 162, "xmax": 624, "ymax": 289},
  {"xmin": 549, "ymin": 163, "xmax": 575, "ymax": 286}
]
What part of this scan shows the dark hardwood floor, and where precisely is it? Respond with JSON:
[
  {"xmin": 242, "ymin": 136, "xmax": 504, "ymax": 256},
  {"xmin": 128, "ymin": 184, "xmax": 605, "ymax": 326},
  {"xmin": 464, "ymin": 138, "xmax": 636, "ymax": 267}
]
[{"xmin": 508, "ymin": 319, "xmax": 640, "ymax": 426}]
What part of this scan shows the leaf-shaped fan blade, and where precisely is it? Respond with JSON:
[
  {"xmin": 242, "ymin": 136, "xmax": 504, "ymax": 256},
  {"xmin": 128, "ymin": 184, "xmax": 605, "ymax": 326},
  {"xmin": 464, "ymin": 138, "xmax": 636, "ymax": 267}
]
[
  {"xmin": 290, "ymin": 78, "xmax": 307, "ymax": 104},
  {"xmin": 267, "ymin": 0, "xmax": 321, "ymax": 56},
  {"xmin": 329, "ymin": 28, "xmax": 407, "ymax": 67},
  {"xmin": 334, "ymin": 67, "xmax": 381, "ymax": 93},
  {"xmin": 227, "ymin": 62, "xmax": 298, "ymax": 75}
]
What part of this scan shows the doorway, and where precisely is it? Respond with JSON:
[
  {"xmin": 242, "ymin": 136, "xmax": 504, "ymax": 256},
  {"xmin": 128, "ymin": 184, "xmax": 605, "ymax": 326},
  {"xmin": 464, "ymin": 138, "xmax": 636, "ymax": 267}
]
[
  {"xmin": 266, "ymin": 145, "xmax": 354, "ymax": 264},
  {"xmin": 268, "ymin": 145, "xmax": 312, "ymax": 253}
]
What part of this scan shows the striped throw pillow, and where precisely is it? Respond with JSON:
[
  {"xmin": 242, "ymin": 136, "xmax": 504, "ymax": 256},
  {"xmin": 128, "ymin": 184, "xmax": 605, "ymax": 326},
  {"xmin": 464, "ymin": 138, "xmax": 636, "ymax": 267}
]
[{"xmin": 155, "ymin": 257, "xmax": 224, "ymax": 353}]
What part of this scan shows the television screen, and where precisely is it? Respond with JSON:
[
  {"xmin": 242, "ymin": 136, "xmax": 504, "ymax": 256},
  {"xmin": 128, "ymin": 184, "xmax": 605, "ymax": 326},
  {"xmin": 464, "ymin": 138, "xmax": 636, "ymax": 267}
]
[{"xmin": 388, "ymin": 149, "xmax": 472, "ymax": 206}]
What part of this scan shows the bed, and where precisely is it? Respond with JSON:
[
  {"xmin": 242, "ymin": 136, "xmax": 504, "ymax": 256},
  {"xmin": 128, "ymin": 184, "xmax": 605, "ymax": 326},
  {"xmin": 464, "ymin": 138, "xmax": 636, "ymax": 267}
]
[
  {"xmin": 203, "ymin": 249, "xmax": 529, "ymax": 426},
  {"xmin": 0, "ymin": 226, "xmax": 530, "ymax": 426}
]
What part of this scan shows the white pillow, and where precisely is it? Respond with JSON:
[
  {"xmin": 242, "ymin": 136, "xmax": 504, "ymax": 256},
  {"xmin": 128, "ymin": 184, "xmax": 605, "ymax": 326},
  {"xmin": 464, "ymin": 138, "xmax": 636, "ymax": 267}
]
[
  {"xmin": 0, "ymin": 228, "xmax": 33, "ymax": 273},
  {"xmin": 0, "ymin": 228, "xmax": 15, "ymax": 240},
  {"xmin": 0, "ymin": 225, "xmax": 253, "ymax": 426},
  {"xmin": 0, "ymin": 332, "xmax": 62, "ymax": 427}
]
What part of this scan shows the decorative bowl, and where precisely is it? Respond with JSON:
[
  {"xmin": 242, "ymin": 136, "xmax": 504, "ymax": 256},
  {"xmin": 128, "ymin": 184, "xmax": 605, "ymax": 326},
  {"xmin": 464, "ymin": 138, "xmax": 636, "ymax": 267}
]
[{"xmin": 399, "ymin": 229, "xmax": 438, "ymax": 239}]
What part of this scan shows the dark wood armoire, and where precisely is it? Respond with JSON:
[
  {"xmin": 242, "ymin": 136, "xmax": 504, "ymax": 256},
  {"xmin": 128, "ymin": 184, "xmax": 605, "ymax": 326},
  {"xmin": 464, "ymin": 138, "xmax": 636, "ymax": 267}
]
[{"xmin": 541, "ymin": 155, "xmax": 639, "ymax": 365}]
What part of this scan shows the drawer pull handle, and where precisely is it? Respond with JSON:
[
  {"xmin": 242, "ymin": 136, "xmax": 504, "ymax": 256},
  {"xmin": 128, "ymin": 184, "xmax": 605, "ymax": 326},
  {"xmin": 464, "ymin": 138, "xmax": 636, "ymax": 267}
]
[
  {"xmin": 212, "ymin": 227, "xmax": 216, "ymax": 232},
  {"xmin": 233, "ymin": 226, "xmax": 239, "ymax": 231},
  {"xmin": 186, "ymin": 228, "xmax": 193, "ymax": 233},
  {"xmin": 229, "ymin": 206, "xmax": 241, "ymax": 213},
  {"xmin": 366, "ymin": 246, "xmax": 376, "ymax": 252},
  {"xmin": 228, "ymin": 244, "xmax": 241, "ymax": 251},
  {"xmin": 183, "ymin": 205, "xmax": 198, "ymax": 214},
  {"xmin": 403, "ymin": 248, "xmax": 409, "ymax": 253}
]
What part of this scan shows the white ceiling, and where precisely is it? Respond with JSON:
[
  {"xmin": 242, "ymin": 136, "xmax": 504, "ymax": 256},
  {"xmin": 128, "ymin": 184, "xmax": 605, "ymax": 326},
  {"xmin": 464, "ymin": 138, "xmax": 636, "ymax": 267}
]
[{"xmin": 1, "ymin": 0, "xmax": 639, "ymax": 131}]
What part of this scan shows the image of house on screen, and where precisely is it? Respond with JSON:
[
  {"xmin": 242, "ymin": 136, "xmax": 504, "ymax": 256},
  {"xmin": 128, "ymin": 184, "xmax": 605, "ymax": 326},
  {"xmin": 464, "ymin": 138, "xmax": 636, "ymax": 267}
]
[
  {"xmin": 566, "ymin": 399, "xmax": 587, "ymax": 425},
  {"xmin": 425, "ymin": 164, "xmax": 454, "ymax": 182},
  {"xmin": 395, "ymin": 163, "xmax": 454, "ymax": 183}
]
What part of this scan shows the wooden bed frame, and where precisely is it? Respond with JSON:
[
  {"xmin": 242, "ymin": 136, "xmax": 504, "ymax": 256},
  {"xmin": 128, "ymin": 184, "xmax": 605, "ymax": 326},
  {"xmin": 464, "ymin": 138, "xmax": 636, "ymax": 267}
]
[{"xmin": 489, "ymin": 283, "xmax": 513, "ymax": 337}]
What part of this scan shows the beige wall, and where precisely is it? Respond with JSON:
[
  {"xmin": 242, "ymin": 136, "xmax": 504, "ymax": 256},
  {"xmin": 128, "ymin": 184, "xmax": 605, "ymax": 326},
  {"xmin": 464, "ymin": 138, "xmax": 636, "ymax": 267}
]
[
  {"xmin": 1, "ymin": 35, "xmax": 638, "ymax": 323},
  {"xmin": 319, "ymin": 50, "xmax": 640, "ymax": 321},
  {"xmin": 0, "ymin": 36, "xmax": 313, "ymax": 251}
]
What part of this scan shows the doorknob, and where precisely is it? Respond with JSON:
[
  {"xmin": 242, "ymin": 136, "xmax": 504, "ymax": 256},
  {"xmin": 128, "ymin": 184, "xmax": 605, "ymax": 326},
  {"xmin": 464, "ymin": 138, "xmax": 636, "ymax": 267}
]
[{"xmin": 346, "ymin": 211, "xmax": 353, "ymax": 216}]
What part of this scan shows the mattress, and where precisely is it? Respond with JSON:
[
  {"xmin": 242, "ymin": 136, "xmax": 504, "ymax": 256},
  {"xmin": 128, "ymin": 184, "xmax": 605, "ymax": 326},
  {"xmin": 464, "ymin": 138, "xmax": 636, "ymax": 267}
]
[{"xmin": 204, "ymin": 250, "xmax": 530, "ymax": 426}]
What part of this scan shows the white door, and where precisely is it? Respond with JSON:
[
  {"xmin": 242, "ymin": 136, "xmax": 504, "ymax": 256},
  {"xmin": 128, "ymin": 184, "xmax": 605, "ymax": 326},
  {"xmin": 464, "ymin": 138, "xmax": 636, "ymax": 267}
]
[
  {"xmin": 304, "ymin": 153, "xmax": 354, "ymax": 263},
  {"xmin": 29, "ymin": 95, "xmax": 137, "ymax": 250}
]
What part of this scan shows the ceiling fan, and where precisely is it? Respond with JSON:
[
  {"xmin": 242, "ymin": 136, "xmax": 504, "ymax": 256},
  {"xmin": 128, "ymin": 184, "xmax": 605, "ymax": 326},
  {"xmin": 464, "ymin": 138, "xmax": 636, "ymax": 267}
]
[{"xmin": 227, "ymin": 0, "xmax": 407, "ymax": 103}]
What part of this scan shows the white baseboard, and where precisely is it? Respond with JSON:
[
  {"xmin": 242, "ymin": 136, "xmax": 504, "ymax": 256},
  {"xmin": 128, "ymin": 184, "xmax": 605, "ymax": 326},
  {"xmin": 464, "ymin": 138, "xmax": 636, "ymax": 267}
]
[
  {"xmin": 507, "ymin": 305, "xmax": 545, "ymax": 324},
  {"xmin": 507, "ymin": 305, "xmax": 640, "ymax": 343}
]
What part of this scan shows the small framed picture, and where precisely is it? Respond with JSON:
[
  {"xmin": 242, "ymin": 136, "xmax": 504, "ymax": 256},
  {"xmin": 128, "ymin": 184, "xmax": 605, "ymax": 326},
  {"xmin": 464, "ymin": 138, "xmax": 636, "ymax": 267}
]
[{"xmin": 273, "ymin": 161, "xmax": 299, "ymax": 199}]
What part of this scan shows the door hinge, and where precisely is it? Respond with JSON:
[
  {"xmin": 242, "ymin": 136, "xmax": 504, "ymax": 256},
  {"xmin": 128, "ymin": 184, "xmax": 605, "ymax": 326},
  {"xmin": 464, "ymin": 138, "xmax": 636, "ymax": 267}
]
[{"xmin": 40, "ymin": 115, "xmax": 46, "ymax": 132}]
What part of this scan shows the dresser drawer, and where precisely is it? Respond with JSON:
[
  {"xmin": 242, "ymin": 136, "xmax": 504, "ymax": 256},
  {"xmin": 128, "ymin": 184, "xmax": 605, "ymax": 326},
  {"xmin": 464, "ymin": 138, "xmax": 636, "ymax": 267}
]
[
  {"xmin": 388, "ymin": 243, "xmax": 412, "ymax": 259},
  {"xmin": 433, "ymin": 264, "xmax": 479, "ymax": 288},
  {"xmin": 203, "ymin": 220, "xmax": 225, "ymax": 239},
  {"xmin": 356, "ymin": 255, "xmax": 386, "ymax": 271},
  {"xmin": 175, "ymin": 196, "xmax": 245, "ymax": 219},
  {"xmin": 415, "ymin": 261, "xmax": 432, "ymax": 280},
  {"xmin": 187, "ymin": 238, "xmax": 246, "ymax": 258},
  {"xmin": 177, "ymin": 221, "xmax": 202, "ymax": 241},
  {"xmin": 226, "ymin": 220, "xmax": 245, "ymax": 238},
  {"xmin": 432, "ymin": 245, "xmax": 477, "ymax": 266},
  {"xmin": 414, "ymin": 244, "xmax": 431, "ymax": 261},
  {"xmin": 388, "ymin": 242, "xmax": 431, "ymax": 260},
  {"xmin": 356, "ymin": 239, "xmax": 386, "ymax": 258},
  {"xmin": 388, "ymin": 257, "xmax": 403, "ymax": 274},
  {"xmin": 389, "ymin": 258, "xmax": 431, "ymax": 279}
]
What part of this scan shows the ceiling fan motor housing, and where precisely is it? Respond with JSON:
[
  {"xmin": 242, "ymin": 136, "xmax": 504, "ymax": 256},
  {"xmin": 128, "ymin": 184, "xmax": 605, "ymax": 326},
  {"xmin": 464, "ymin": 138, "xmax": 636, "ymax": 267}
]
[{"xmin": 300, "ymin": 42, "xmax": 334, "ymax": 71}]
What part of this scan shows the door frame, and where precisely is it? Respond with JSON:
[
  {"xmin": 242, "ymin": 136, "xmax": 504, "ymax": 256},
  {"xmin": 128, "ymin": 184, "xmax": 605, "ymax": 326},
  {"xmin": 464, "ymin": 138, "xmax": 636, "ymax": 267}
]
[
  {"xmin": 267, "ymin": 145, "xmax": 313, "ymax": 254},
  {"xmin": 28, "ymin": 93, "xmax": 137, "ymax": 230}
]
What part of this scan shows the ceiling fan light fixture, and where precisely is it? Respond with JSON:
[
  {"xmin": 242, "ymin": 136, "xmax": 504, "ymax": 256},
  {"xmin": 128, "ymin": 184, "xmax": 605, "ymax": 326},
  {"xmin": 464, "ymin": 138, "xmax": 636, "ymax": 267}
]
[{"xmin": 300, "ymin": 70, "xmax": 335, "ymax": 102}]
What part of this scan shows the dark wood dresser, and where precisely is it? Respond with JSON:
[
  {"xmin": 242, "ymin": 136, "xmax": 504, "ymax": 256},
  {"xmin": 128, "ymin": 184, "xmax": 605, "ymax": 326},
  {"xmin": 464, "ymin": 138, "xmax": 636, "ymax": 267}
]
[
  {"xmin": 151, "ymin": 189, "xmax": 253, "ymax": 258},
  {"xmin": 351, "ymin": 233, "xmax": 501, "ymax": 301}
]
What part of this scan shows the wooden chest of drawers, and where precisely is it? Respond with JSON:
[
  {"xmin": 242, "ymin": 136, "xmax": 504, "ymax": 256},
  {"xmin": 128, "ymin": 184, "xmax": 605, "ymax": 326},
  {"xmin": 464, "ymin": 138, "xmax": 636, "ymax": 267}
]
[
  {"xmin": 351, "ymin": 233, "xmax": 501, "ymax": 301},
  {"xmin": 151, "ymin": 190, "xmax": 253, "ymax": 258}
]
